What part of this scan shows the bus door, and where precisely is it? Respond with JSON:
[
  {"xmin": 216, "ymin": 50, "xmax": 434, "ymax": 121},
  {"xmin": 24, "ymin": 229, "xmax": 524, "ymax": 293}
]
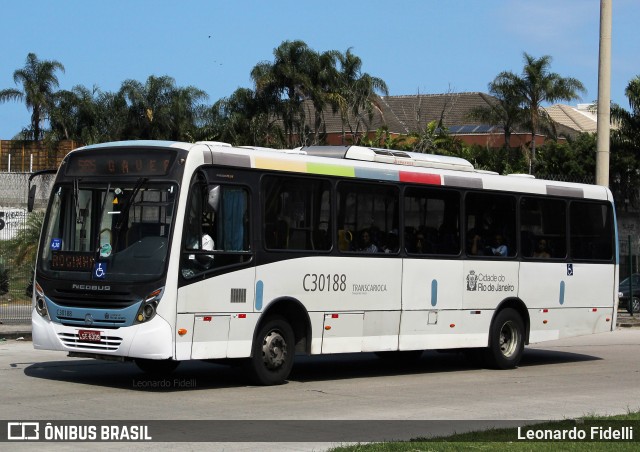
[{"xmin": 177, "ymin": 171, "xmax": 255, "ymax": 360}]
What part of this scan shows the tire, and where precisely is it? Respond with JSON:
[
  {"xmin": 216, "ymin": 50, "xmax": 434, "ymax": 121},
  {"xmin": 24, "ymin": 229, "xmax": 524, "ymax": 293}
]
[
  {"xmin": 485, "ymin": 308, "xmax": 525, "ymax": 369},
  {"xmin": 630, "ymin": 297, "xmax": 640, "ymax": 314},
  {"xmin": 247, "ymin": 316, "xmax": 295, "ymax": 385},
  {"xmin": 374, "ymin": 350, "xmax": 423, "ymax": 362},
  {"xmin": 134, "ymin": 358, "xmax": 180, "ymax": 375}
]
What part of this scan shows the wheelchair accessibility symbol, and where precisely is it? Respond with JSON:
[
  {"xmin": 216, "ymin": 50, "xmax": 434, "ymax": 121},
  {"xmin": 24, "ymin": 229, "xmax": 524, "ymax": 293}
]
[{"xmin": 93, "ymin": 262, "xmax": 107, "ymax": 279}]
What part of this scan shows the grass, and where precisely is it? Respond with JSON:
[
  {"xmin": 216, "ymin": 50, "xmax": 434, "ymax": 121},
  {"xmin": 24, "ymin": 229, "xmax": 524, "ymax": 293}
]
[{"xmin": 329, "ymin": 411, "xmax": 640, "ymax": 451}]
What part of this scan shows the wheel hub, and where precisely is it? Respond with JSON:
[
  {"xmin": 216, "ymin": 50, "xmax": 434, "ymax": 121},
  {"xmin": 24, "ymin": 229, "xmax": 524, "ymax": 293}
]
[
  {"xmin": 262, "ymin": 330, "xmax": 287, "ymax": 370},
  {"xmin": 499, "ymin": 321, "xmax": 518, "ymax": 357}
]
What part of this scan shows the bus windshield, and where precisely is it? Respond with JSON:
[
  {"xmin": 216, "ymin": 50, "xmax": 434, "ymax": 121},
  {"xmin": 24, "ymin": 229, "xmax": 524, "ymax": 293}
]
[{"xmin": 38, "ymin": 180, "xmax": 177, "ymax": 282}]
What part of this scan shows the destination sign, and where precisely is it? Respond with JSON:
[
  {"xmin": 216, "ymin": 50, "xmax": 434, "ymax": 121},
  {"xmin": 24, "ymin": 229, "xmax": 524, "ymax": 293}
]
[
  {"xmin": 51, "ymin": 251, "xmax": 95, "ymax": 271},
  {"xmin": 65, "ymin": 149, "xmax": 176, "ymax": 177}
]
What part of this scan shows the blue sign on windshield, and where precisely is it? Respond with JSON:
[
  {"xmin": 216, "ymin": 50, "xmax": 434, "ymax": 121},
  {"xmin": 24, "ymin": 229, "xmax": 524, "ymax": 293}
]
[
  {"xmin": 93, "ymin": 262, "xmax": 107, "ymax": 279},
  {"xmin": 50, "ymin": 238, "xmax": 62, "ymax": 250}
]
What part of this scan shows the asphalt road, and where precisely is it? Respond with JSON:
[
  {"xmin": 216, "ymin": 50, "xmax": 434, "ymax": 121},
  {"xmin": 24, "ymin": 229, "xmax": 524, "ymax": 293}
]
[{"xmin": 1, "ymin": 329, "xmax": 640, "ymax": 450}]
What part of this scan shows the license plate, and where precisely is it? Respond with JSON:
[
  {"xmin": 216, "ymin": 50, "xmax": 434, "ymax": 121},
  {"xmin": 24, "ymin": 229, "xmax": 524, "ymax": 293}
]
[{"xmin": 78, "ymin": 329, "xmax": 101, "ymax": 343}]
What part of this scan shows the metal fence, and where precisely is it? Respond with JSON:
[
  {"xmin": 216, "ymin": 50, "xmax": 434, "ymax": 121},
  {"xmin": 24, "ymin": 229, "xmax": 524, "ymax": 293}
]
[{"xmin": 0, "ymin": 172, "xmax": 55, "ymax": 324}]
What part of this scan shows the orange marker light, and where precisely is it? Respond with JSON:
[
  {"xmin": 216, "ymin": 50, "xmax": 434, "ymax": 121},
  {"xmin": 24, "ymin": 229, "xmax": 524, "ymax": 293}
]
[
  {"xmin": 325, "ymin": 326, "xmax": 331, "ymax": 330},
  {"xmin": 449, "ymin": 324, "xmax": 455, "ymax": 328},
  {"xmin": 543, "ymin": 320, "xmax": 548, "ymax": 324},
  {"xmin": 178, "ymin": 328, "xmax": 187, "ymax": 336}
]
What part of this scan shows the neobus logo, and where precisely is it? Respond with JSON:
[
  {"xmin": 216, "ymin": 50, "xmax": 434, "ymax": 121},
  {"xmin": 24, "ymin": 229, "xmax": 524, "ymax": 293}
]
[{"xmin": 71, "ymin": 284, "xmax": 111, "ymax": 291}]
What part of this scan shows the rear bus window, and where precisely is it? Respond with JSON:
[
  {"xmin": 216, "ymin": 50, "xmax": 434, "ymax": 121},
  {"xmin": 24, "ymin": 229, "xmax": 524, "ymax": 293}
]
[{"xmin": 570, "ymin": 202, "xmax": 613, "ymax": 261}]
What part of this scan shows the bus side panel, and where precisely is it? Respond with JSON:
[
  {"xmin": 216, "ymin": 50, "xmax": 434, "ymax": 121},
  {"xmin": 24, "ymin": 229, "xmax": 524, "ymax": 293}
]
[
  {"xmin": 177, "ymin": 267, "xmax": 256, "ymax": 313},
  {"xmin": 256, "ymin": 256, "xmax": 403, "ymax": 354},
  {"xmin": 400, "ymin": 258, "xmax": 490, "ymax": 350},
  {"xmin": 518, "ymin": 262, "xmax": 569, "ymax": 309},
  {"xmin": 401, "ymin": 259, "xmax": 463, "ymax": 310},
  {"xmin": 563, "ymin": 263, "xmax": 615, "ymax": 308},
  {"xmin": 528, "ymin": 308, "xmax": 614, "ymax": 343},
  {"xmin": 462, "ymin": 260, "xmax": 519, "ymax": 310},
  {"xmin": 520, "ymin": 262, "xmax": 616, "ymax": 342},
  {"xmin": 398, "ymin": 310, "xmax": 491, "ymax": 350},
  {"xmin": 362, "ymin": 311, "xmax": 400, "ymax": 352},
  {"xmin": 255, "ymin": 256, "xmax": 402, "ymax": 313}
]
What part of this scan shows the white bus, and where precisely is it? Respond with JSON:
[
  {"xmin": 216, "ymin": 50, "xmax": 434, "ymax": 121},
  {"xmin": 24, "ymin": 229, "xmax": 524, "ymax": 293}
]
[{"xmin": 30, "ymin": 140, "xmax": 618, "ymax": 385}]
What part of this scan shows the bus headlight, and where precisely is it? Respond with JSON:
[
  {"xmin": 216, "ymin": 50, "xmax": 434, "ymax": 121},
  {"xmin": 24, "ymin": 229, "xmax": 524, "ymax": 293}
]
[
  {"xmin": 135, "ymin": 287, "xmax": 164, "ymax": 324},
  {"xmin": 34, "ymin": 282, "xmax": 49, "ymax": 318}
]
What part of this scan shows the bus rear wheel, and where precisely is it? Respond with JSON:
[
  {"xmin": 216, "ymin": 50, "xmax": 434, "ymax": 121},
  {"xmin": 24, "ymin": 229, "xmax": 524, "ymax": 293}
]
[
  {"xmin": 134, "ymin": 358, "xmax": 180, "ymax": 375},
  {"xmin": 485, "ymin": 308, "xmax": 524, "ymax": 369},
  {"xmin": 247, "ymin": 316, "xmax": 295, "ymax": 385}
]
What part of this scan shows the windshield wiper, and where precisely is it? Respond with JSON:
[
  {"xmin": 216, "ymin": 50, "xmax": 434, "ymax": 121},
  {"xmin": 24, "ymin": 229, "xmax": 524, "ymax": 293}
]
[
  {"xmin": 94, "ymin": 182, "xmax": 111, "ymax": 256},
  {"xmin": 114, "ymin": 177, "xmax": 147, "ymax": 231}
]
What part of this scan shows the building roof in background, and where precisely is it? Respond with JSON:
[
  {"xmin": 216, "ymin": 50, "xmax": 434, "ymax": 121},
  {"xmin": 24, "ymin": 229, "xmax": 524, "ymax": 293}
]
[
  {"xmin": 294, "ymin": 92, "xmax": 505, "ymax": 135},
  {"xmin": 379, "ymin": 92, "xmax": 500, "ymax": 133},
  {"xmin": 293, "ymin": 93, "xmax": 600, "ymax": 142},
  {"xmin": 544, "ymin": 104, "xmax": 598, "ymax": 134}
]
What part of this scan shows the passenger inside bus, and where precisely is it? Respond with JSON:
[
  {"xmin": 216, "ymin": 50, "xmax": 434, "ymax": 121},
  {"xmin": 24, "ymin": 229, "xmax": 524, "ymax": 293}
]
[
  {"xmin": 489, "ymin": 234, "xmax": 508, "ymax": 257},
  {"xmin": 533, "ymin": 238, "xmax": 551, "ymax": 259},
  {"xmin": 358, "ymin": 229, "xmax": 378, "ymax": 253}
]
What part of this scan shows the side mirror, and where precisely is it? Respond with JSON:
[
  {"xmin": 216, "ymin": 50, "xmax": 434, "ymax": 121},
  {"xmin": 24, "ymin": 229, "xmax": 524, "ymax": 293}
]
[
  {"xmin": 27, "ymin": 169, "xmax": 57, "ymax": 212},
  {"xmin": 207, "ymin": 185, "xmax": 220, "ymax": 212},
  {"xmin": 27, "ymin": 184, "xmax": 37, "ymax": 212}
]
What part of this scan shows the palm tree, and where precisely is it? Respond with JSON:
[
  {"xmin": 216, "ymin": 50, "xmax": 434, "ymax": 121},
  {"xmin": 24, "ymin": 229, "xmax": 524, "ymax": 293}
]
[
  {"xmin": 119, "ymin": 75, "xmax": 177, "ymax": 139},
  {"xmin": 48, "ymin": 84, "xmax": 102, "ymax": 143},
  {"xmin": 206, "ymin": 87, "xmax": 284, "ymax": 147},
  {"xmin": 94, "ymin": 90, "xmax": 129, "ymax": 142},
  {"xmin": 251, "ymin": 40, "xmax": 317, "ymax": 147},
  {"xmin": 0, "ymin": 53, "xmax": 65, "ymax": 140},
  {"xmin": 495, "ymin": 53, "xmax": 585, "ymax": 174},
  {"xmin": 168, "ymin": 85, "xmax": 208, "ymax": 141},
  {"xmin": 610, "ymin": 75, "xmax": 640, "ymax": 147},
  {"xmin": 609, "ymin": 75, "xmax": 640, "ymax": 207},
  {"xmin": 304, "ymin": 49, "xmax": 342, "ymax": 145},
  {"xmin": 468, "ymin": 81, "xmax": 526, "ymax": 149},
  {"xmin": 336, "ymin": 48, "xmax": 389, "ymax": 144}
]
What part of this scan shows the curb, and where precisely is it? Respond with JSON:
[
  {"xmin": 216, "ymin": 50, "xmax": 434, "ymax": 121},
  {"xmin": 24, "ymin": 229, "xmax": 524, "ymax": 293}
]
[{"xmin": 0, "ymin": 331, "xmax": 31, "ymax": 341}]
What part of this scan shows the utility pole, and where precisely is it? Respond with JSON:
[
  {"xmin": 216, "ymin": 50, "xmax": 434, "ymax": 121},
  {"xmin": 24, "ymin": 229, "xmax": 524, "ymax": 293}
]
[{"xmin": 596, "ymin": 0, "xmax": 612, "ymax": 187}]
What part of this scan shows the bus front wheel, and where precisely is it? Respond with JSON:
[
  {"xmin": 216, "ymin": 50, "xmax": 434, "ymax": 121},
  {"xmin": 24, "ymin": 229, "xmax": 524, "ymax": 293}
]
[
  {"xmin": 485, "ymin": 308, "xmax": 524, "ymax": 369},
  {"xmin": 247, "ymin": 316, "xmax": 295, "ymax": 385}
]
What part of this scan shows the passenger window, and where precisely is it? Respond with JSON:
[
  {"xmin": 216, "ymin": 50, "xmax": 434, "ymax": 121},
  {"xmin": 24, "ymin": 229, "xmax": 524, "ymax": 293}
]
[
  {"xmin": 520, "ymin": 197, "xmax": 566, "ymax": 259},
  {"xmin": 181, "ymin": 175, "xmax": 250, "ymax": 280},
  {"xmin": 465, "ymin": 192, "xmax": 516, "ymax": 258},
  {"xmin": 337, "ymin": 182, "xmax": 399, "ymax": 254},
  {"xmin": 263, "ymin": 176, "xmax": 331, "ymax": 251},
  {"xmin": 570, "ymin": 201, "xmax": 613, "ymax": 261},
  {"xmin": 404, "ymin": 187, "xmax": 460, "ymax": 255}
]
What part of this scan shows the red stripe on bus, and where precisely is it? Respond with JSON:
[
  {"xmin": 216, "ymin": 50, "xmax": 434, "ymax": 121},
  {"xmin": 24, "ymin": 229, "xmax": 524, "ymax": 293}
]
[{"xmin": 399, "ymin": 172, "xmax": 442, "ymax": 185}]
